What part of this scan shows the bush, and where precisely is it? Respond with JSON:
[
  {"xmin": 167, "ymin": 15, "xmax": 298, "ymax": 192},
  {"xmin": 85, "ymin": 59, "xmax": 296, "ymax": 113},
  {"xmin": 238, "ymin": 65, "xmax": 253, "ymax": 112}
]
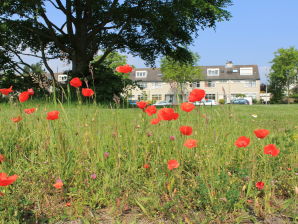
[{"xmin": 218, "ymin": 99, "xmax": 225, "ymax": 104}]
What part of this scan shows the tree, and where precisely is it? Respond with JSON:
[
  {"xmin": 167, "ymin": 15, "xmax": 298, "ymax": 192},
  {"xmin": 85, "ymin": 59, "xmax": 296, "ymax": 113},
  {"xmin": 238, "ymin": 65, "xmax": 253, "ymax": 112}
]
[
  {"xmin": 160, "ymin": 52, "xmax": 202, "ymax": 101},
  {"xmin": 0, "ymin": 0, "xmax": 232, "ymax": 78},
  {"xmin": 269, "ymin": 47, "xmax": 298, "ymax": 103}
]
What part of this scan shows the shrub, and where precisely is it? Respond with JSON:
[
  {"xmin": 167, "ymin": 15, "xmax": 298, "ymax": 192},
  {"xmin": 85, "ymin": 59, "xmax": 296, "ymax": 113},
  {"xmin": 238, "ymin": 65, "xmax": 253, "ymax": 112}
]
[{"xmin": 218, "ymin": 99, "xmax": 225, "ymax": 104}]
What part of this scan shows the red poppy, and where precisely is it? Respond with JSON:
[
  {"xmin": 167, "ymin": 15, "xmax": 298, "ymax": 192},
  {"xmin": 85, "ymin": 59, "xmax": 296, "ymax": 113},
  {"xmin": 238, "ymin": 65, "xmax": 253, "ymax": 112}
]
[
  {"xmin": 234, "ymin": 136, "xmax": 250, "ymax": 148},
  {"xmin": 167, "ymin": 160, "xmax": 179, "ymax": 170},
  {"xmin": 184, "ymin": 139, "xmax": 198, "ymax": 148},
  {"xmin": 0, "ymin": 173, "xmax": 18, "ymax": 186},
  {"xmin": 255, "ymin": 181, "xmax": 264, "ymax": 190},
  {"xmin": 70, "ymin": 77, "xmax": 82, "ymax": 88},
  {"xmin": 116, "ymin": 64, "xmax": 133, "ymax": 73},
  {"xmin": 136, "ymin": 101, "xmax": 147, "ymax": 109},
  {"xmin": 179, "ymin": 126, "xmax": 193, "ymax": 136},
  {"xmin": 158, "ymin": 108, "xmax": 179, "ymax": 121},
  {"xmin": 145, "ymin": 105, "xmax": 157, "ymax": 116},
  {"xmin": 65, "ymin": 202, "xmax": 71, "ymax": 207},
  {"xmin": 0, "ymin": 86, "xmax": 13, "ymax": 95},
  {"xmin": 27, "ymin": 88, "xmax": 34, "ymax": 96},
  {"xmin": 11, "ymin": 116, "xmax": 22, "ymax": 123},
  {"xmin": 82, "ymin": 88, "xmax": 94, "ymax": 97},
  {"xmin": 264, "ymin": 144, "xmax": 280, "ymax": 156},
  {"xmin": 53, "ymin": 179, "xmax": 63, "ymax": 189},
  {"xmin": 24, "ymin": 108, "xmax": 36, "ymax": 114},
  {"xmin": 19, "ymin": 91, "xmax": 30, "ymax": 103},
  {"xmin": 180, "ymin": 102, "xmax": 195, "ymax": 112},
  {"xmin": 150, "ymin": 118, "xmax": 161, "ymax": 125},
  {"xmin": 47, "ymin": 111, "xmax": 60, "ymax": 120},
  {"xmin": 254, "ymin": 129, "xmax": 270, "ymax": 139},
  {"xmin": 0, "ymin": 154, "xmax": 4, "ymax": 163},
  {"xmin": 143, "ymin": 164, "xmax": 150, "ymax": 169},
  {"xmin": 188, "ymin": 89, "xmax": 205, "ymax": 102}
]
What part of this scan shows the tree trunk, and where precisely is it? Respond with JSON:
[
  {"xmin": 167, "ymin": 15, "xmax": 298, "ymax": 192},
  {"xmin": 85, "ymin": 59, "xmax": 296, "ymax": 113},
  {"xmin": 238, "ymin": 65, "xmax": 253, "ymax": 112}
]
[{"xmin": 71, "ymin": 53, "xmax": 92, "ymax": 77}]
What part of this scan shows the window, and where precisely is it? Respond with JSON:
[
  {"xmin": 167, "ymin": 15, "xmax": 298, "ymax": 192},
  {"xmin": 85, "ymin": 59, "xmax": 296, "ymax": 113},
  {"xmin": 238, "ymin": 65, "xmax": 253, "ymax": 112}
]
[
  {"xmin": 233, "ymin": 69, "xmax": 239, "ymax": 73},
  {"xmin": 218, "ymin": 80, "xmax": 228, "ymax": 83},
  {"xmin": 205, "ymin": 94, "xmax": 216, "ymax": 100},
  {"xmin": 152, "ymin": 82, "xmax": 162, "ymax": 88},
  {"xmin": 128, "ymin": 95, "xmax": 135, "ymax": 100},
  {"xmin": 207, "ymin": 81, "xmax": 215, "ymax": 87},
  {"xmin": 240, "ymin": 67, "xmax": 253, "ymax": 76},
  {"xmin": 58, "ymin": 74, "xmax": 68, "ymax": 82},
  {"xmin": 192, "ymin": 82, "xmax": 200, "ymax": 88},
  {"xmin": 207, "ymin": 68, "xmax": 220, "ymax": 76},
  {"xmin": 138, "ymin": 82, "xmax": 147, "ymax": 89},
  {"xmin": 245, "ymin": 80, "xmax": 256, "ymax": 87},
  {"xmin": 138, "ymin": 95, "xmax": 148, "ymax": 101},
  {"xmin": 158, "ymin": 73, "xmax": 163, "ymax": 77},
  {"xmin": 135, "ymin": 71, "xmax": 147, "ymax": 78},
  {"xmin": 152, "ymin": 94, "xmax": 162, "ymax": 101}
]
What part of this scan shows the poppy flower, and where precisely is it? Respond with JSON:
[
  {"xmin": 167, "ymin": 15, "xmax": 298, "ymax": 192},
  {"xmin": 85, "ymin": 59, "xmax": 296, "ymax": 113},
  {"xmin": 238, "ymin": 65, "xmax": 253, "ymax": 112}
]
[
  {"xmin": 145, "ymin": 105, "xmax": 157, "ymax": 116},
  {"xmin": 116, "ymin": 64, "xmax": 133, "ymax": 73},
  {"xmin": 234, "ymin": 136, "xmax": 250, "ymax": 148},
  {"xmin": 169, "ymin": 136, "xmax": 175, "ymax": 141},
  {"xmin": 264, "ymin": 144, "xmax": 280, "ymax": 156},
  {"xmin": 70, "ymin": 77, "xmax": 82, "ymax": 88},
  {"xmin": 24, "ymin": 108, "xmax": 36, "ymax": 114},
  {"xmin": 46, "ymin": 111, "xmax": 59, "ymax": 120},
  {"xmin": 255, "ymin": 181, "xmax": 264, "ymax": 190},
  {"xmin": 254, "ymin": 129, "xmax": 270, "ymax": 139},
  {"xmin": 0, "ymin": 86, "xmax": 13, "ymax": 95},
  {"xmin": 167, "ymin": 160, "xmax": 179, "ymax": 170},
  {"xmin": 188, "ymin": 89, "xmax": 205, "ymax": 102},
  {"xmin": 11, "ymin": 116, "xmax": 22, "ymax": 123},
  {"xmin": 27, "ymin": 88, "xmax": 34, "ymax": 96},
  {"xmin": 19, "ymin": 91, "xmax": 30, "ymax": 103},
  {"xmin": 136, "ymin": 101, "xmax": 147, "ymax": 109},
  {"xmin": 65, "ymin": 202, "xmax": 71, "ymax": 207},
  {"xmin": 53, "ymin": 179, "xmax": 63, "ymax": 189},
  {"xmin": 104, "ymin": 152, "xmax": 109, "ymax": 158},
  {"xmin": 179, "ymin": 126, "xmax": 193, "ymax": 136},
  {"xmin": 82, "ymin": 88, "xmax": 94, "ymax": 97},
  {"xmin": 158, "ymin": 108, "xmax": 179, "ymax": 121},
  {"xmin": 90, "ymin": 174, "xmax": 97, "ymax": 179},
  {"xmin": 150, "ymin": 118, "xmax": 160, "ymax": 125},
  {"xmin": 180, "ymin": 102, "xmax": 195, "ymax": 112},
  {"xmin": 143, "ymin": 164, "xmax": 150, "ymax": 169},
  {"xmin": 0, "ymin": 154, "xmax": 5, "ymax": 163},
  {"xmin": 184, "ymin": 139, "xmax": 198, "ymax": 148},
  {"xmin": 0, "ymin": 173, "xmax": 18, "ymax": 186}
]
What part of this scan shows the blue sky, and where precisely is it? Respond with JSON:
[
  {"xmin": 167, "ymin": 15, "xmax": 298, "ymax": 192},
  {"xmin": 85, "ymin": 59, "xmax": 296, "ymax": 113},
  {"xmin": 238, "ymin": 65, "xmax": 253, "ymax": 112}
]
[{"xmin": 31, "ymin": 0, "xmax": 298, "ymax": 83}]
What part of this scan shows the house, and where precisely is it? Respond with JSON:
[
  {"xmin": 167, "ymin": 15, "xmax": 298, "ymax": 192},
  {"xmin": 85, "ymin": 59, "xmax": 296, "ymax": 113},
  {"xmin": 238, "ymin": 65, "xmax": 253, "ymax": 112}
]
[{"xmin": 128, "ymin": 61, "xmax": 260, "ymax": 104}]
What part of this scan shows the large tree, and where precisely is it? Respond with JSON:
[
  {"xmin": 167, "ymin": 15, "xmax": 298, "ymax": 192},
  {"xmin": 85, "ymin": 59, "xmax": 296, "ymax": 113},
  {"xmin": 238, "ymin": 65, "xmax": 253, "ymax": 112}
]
[
  {"xmin": 269, "ymin": 47, "xmax": 298, "ymax": 103},
  {"xmin": 0, "ymin": 0, "xmax": 232, "ymax": 78}
]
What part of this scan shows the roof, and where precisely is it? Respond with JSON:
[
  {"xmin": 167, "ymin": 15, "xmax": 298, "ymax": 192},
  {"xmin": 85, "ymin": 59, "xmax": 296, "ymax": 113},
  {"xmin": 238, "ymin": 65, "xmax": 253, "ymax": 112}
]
[{"xmin": 129, "ymin": 64, "xmax": 260, "ymax": 82}]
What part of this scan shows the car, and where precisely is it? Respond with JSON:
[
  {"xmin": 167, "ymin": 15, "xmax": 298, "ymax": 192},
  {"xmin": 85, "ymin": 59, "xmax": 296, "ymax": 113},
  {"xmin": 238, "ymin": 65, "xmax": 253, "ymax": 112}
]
[
  {"xmin": 231, "ymin": 99, "xmax": 249, "ymax": 105},
  {"xmin": 193, "ymin": 99, "xmax": 218, "ymax": 106},
  {"xmin": 153, "ymin": 101, "xmax": 173, "ymax": 106},
  {"xmin": 128, "ymin": 100, "xmax": 137, "ymax": 106}
]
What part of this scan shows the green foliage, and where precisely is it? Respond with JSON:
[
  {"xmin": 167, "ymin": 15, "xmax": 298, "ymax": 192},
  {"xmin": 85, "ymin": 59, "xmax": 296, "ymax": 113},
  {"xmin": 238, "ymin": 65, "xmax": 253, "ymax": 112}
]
[{"xmin": 219, "ymin": 99, "xmax": 225, "ymax": 104}]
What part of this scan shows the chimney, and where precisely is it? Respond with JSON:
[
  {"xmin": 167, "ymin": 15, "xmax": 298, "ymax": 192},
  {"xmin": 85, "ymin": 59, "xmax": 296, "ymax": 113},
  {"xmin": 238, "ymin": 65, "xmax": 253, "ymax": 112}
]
[{"xmin": 225, "ymin": 61, "xmax": 233, "ymax": 68}]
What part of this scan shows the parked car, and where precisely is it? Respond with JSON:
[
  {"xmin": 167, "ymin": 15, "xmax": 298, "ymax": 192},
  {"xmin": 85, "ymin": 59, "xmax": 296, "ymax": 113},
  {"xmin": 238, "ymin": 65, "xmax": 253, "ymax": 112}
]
[
  {"xmin": 193, "ymin": 99, "xmax": 218, "ymax": 106},
  {"xmin": 231, "ymin": 99, "xmax": 249, "ymax": 105},
  {"xmin": 128, "ymin": 100, "xmax": 137, "ymax": 106},
  {"xmin": 153, "ymin": 101, "xmax": 173, "ymax": 106}
]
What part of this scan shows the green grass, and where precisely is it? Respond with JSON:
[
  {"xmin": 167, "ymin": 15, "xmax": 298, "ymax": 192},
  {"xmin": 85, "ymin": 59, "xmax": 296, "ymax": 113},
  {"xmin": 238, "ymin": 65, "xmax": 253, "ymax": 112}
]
[{"xmin": 0, "ymin": 103, "xmax": 297, "ymax": 223}]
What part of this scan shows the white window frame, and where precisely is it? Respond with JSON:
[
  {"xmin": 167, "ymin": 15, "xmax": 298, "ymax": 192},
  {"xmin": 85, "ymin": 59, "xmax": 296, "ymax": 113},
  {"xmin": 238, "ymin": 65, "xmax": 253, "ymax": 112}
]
[
  {"xmin": 207, "ymin": 68, "xmax": 220, "ymax": 76},
  {"xmin": 152, "ymin": 82, "xmax": 162, "ymax": 89},
  {"xmin": 240, "ymin": 67, "xmax": 253, "ymax": 76},
  {"xmin": 135, "ymin": 71, "xmax": 147, "ymax": 78},
  {"xmin": 58, "ymin": 74, "xmax": 68, "ymax": 82},
  {"xmin": 244, "ymin": 80, "xmax": 256, "ymax": 88},
  {"xmin": 139, "ymin": 82, "xmax": 147, "ymax": 89},
  {"xmin": 192, "ymin": 82, "xmax": 200, "ymax": 88},
  {"xmin": 151, "ymin": 94, "xmax": 162, "ymax": 101},
  {"xmin": 207, "ymin": 81, "xmax": 215, "ymax": 87}
]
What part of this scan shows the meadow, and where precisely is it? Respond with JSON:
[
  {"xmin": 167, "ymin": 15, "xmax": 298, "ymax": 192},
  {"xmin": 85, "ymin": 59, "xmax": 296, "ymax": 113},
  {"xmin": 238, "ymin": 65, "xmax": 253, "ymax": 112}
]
[{"xmin": 0, "ymin": 102, "xmax": 297, "ymax": 223}]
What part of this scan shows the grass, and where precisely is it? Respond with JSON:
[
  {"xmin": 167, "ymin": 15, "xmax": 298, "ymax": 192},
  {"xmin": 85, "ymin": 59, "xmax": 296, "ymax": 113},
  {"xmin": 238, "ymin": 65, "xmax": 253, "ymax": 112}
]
[{"xmin": 0, "ymin": 102, "xmax": 297, "ymax": 223}]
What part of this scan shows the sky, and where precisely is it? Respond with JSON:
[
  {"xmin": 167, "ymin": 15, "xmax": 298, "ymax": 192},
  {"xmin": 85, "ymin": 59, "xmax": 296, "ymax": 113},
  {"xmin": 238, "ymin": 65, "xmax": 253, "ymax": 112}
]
[{"xmin": 26, "ymin": 0, "xmax": 298, "ymax": 84}]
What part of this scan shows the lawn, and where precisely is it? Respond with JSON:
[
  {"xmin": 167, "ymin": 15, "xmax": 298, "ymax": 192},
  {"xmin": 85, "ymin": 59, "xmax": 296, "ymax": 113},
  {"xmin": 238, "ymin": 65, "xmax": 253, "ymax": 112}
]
[{"xmin": 0, "ymin": 103, "xmax": 297, "ymax": 223}]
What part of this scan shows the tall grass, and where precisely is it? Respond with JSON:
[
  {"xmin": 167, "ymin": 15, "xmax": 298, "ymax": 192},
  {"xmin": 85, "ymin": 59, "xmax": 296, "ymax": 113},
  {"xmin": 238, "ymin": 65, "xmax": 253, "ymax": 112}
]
[{"xmin": 0, "ymin": 103, "xmax": 297, "ymax": 223}]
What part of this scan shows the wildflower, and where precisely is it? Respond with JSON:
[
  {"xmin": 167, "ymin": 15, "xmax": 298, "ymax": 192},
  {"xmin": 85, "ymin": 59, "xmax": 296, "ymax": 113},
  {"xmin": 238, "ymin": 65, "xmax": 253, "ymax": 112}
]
[
  {"xmin": 143, "ymin": 164, "xmax": 150, "ymax": 169},
  {"xmin": 254, "ymin": 129, "xmax": 270, "ymax": 139},
  {"xmin": 167, "ymin": 160, "xmax": 179, "ymax": 170},
  {"xmin": 150, "ymin": 118, "xmax": 160, "ymax": 125},
  {"xmin": 70, "ymin": 77, "xmax": 82, "ymax": 88},
  {"xmin": 147, "ymin": 132, "xmax": 153, "ymax": 137},
  {"xmin": 65, "ymin": 202, "xmax": 71, "ymax": 207},
  {"xmin": 180, "ymin": 102, "xmax": 195, "ymax": 112},
  {"xmin": 53, "ymin": 179, "xmax": 63, "ymax": 189},
  {"xmin": 19, "ymin": 91, "xmax": 30, "ymax": 103},
  {"xmin": 184, "ymin": 139, "xmax": 198, "ymax": 148},
  {"xmin": 264, "ymin": 144, "xmax": 280, "ymax": 156},
  {"xmin": 179, "ymin": 126, "xmax": 193, "ymax": 136},
  {"xmin": 136, "ymin": 101, "xmax": 147, "ymax": 109},
  {"xmin": 47, "ymin": 111, "xmax": 60, "ymax": 120},
  {"xmin": 11, "ymin": 116, "xmax": 22, "ymax": 123},
  {"xmin": 157, "ymin": 108, "xmax": 179, "ymax": 121},
  {"xmin": 251, "ymin": 114, "xmax": 258, "ymax": 118},
  {"xmin": 115, "ymin": 64, "xmax": 133, "ymax": 73},
  {"xmin": 27, "ymin": 88, "xmax": 34, "ymax": 96},
  {"xmin": 145, "ymin": 105, "xmax": 157, "ymax": 116},
  {"xmin": 0, "ymin": 173, "xmax": 18, "ymax": 186},
  {"xmin": 0, "ymin": 154, "xmax": 4, "ymax": 163},
  {"xmin": 104, "ymin": 152, "xmax": 109, "ymax": 158},
  {"xmin": 90, "ymin": 174, "xmax": 97, "ymax": 179},
  {"xmin": 24, "ymin": 108, "xmax": 36, "ymax": 114},
  {"xmin": 234, "ymin": 136, "xmax": 250, "ymax": 148},
  {"xmin": 82, "ymin": 88, "xmax": 94, "ymax": 97},
  {"xmin": 188, "ymin": 89, "xmax": 205, "ymax": 102},
  {"xmin": 169, "ymin": 136, "xmax": 175, "ymax": 141},
  {"xmin": 255, "ymin": 181, "xmax": 264, "ymax": 190},
  {"xmin": 0, "ymin": 86, "xmax": 13, "ymax": 95}
]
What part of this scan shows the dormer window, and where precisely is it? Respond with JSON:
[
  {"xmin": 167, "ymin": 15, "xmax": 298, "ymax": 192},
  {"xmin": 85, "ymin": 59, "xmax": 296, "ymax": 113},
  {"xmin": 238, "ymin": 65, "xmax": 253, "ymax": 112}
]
[
  {"xmin": 207, "ymin": 68, "xmax": 220, "ymax": 76},
  {"xmin": 240, "ymin": 67, "xmax": 253, "ymax": 76},
  {"xmin": 135, "ymin": 71, "xmax": 147, "ymax": 78}
]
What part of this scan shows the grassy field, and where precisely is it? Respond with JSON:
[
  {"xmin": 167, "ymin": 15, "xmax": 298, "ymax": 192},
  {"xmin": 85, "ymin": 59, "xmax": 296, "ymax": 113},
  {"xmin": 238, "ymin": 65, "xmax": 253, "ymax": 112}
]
[{"xmin": 0, "ymin": 103, "xmax": 297, "ymax": 223}]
